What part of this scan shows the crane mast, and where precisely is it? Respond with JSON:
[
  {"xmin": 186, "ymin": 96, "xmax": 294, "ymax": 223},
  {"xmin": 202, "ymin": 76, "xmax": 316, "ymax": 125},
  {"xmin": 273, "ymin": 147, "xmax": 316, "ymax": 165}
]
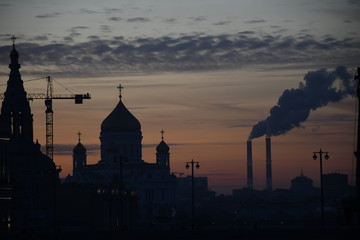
[
  {"xmin": 355, "ymin": 67, "xmax": 360, "ymax": 205},
  {"xmin": 42, "ymin": 76, "xmax": 91, "ymax": 160},
  {"xmin": 45, "ymin": 76, "xmax": 54, "ymax": 160},
  {"xmin": 0, "ymin": 76, "xmax": 91, "ymax": 160}
]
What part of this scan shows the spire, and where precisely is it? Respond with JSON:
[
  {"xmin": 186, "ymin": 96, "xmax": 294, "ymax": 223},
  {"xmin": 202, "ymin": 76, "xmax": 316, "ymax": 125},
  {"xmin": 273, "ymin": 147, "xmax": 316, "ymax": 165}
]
[
  {"xmin": 117, "ymin": 84, "xmax": 123, "ymax": 100},
  {"xmin": 11, "ymin": 35, "xmax": 16, "ymax": 45},
  {"xmin": 9, "ymin": 35, "xmax": 19, "ymax": 68},
  {"xmin": 161, "ymin": 129, "xmax": 165, "ymax": 140},
  {"xmin": 0, "ymin": 37, "xmax": 33, "ymax": 142},
  {"xmin": 77, "ymin": 131, "xmax": 82, "ymax": 142}
]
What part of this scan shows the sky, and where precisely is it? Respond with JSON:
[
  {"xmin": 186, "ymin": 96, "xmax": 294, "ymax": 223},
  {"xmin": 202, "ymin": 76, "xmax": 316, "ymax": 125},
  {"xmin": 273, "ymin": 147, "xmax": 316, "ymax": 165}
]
[{"xmin": 0, "ymin": 0, "xmax": 360, "ymax": 194}]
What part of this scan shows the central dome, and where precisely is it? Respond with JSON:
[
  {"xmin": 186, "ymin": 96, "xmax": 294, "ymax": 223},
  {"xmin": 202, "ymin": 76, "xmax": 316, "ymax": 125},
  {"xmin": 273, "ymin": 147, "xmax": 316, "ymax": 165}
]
[{"xmin": 101, "ymin": 99, "xmax": 141, "ymax": 132}]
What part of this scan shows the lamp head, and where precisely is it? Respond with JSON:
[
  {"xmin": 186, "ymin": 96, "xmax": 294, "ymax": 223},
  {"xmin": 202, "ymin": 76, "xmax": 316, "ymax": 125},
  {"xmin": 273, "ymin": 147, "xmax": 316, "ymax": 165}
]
[
  {"xmin": 186, "ymin": 163, "xmax": 189, "ymax": 169},
  {"xmin": 313, "ymin": 153, "xmax": 317, "ymax": 160},
  {"xmin": 325, "ymin": 153, "xmax": 329, "ymax": 160},
  {"xmin": 196, "ymin": 163, "xmax": 200, "ymax": 169}
]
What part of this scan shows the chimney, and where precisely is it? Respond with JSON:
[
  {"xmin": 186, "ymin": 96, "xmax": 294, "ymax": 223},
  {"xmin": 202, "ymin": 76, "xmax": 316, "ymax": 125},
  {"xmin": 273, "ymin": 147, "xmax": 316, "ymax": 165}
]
[
  {"xmin": 247, "ymin": 140, "xmax": 253, "ymax": 189},
  {"xmin": 266, "ymin": 137, "xmax": 272, "ymax": 191}
]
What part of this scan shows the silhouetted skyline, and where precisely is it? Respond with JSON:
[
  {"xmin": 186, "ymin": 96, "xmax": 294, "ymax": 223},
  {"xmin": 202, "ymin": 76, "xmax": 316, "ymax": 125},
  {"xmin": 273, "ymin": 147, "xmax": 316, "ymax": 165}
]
[{"xmin": 0, "ymin": 0, "xmax": 359, "ymax": 194}]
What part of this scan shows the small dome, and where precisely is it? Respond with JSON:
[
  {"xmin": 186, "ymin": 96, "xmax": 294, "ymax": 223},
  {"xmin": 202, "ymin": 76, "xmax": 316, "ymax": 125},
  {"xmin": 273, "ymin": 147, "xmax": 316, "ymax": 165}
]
[
  {"xmin": 101, "ymin": 99, "xmax": 141, "ymax": 132},
  {"xmin": 73, "ymin": 141, "xmax": 86, "ymax": 155},
  {"xmin": 156, "ymin": 140, "xmax": 170, "ymax": 153}
]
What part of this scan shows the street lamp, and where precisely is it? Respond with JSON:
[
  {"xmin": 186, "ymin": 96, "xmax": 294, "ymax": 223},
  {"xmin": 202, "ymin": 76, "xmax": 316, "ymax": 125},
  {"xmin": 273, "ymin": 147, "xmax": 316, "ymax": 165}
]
[
  {"xmin": 185, "ymin": 159, "xmax": 200, "ymax": 231},
  {"xmin": 312, "ymin": 149, "xmax": 329, "ymax": 229}
]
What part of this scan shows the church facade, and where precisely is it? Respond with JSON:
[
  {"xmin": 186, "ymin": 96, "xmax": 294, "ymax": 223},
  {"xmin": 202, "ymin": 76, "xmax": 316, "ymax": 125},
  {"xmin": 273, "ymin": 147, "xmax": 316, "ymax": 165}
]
[{"xmin": 68, "ymin": 86, "xmax": 177, "ymax": 220}]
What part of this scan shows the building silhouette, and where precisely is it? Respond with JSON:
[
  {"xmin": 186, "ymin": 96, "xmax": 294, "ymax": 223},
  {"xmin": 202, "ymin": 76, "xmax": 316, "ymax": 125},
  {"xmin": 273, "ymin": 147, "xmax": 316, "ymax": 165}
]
[
  {"xmin": 0, "ymin": 42, "xmax": 59, "ymax": 232},
  {"xmin": 289, "ymin": 171, "xmax": 317, "ymax": 195},
  {"xmin": 66, "ymin": 86, "xmax": 177, "ymax": 224}
]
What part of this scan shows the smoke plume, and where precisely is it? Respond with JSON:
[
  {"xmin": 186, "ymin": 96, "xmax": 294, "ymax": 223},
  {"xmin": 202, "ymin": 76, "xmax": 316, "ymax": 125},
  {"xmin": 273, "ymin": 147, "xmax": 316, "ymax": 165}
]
[{"xmin": 248, "ymin": 66, "xmax": 355, "ymax": 140}]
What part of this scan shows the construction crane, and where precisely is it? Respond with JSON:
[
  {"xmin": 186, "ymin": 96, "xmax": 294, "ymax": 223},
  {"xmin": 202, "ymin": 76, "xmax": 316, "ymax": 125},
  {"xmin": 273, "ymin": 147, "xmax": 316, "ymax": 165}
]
[{"xmin": 0, "ymin": 76, "xmax": 91, "ymax": 160}]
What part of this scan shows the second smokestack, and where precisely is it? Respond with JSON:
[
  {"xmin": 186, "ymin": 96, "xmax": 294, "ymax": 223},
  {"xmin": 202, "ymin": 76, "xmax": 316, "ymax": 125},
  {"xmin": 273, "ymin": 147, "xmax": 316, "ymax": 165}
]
[
  {"xmin": 266, "ymin": 137, "xmax": 272, "ymax": 191},
  {"xmin": 247, "ymin": 140, "xmax": 253, "ymax": 189}
]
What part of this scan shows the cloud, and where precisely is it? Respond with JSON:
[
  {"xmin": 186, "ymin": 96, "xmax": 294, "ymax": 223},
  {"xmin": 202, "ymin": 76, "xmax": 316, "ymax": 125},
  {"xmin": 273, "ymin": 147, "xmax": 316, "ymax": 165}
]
[
  {"xmin": 29, "ymin": 35, "xmax": 49, "ymax": 41},
  {"xmin": 213, "ymin": 20, "xmax": 231, "ymax": 26},
  {"xmin": 36, "ymin": 13, "xmax": 63, "ymax": 19},
  {"xmin": 1, "ymin": 31, "xmax": 359, "ymax": 77},
  {"xmin": 41, "ymin": 143, "xmax": 100, "ymax": 156},
  {"xmin": 127, "ymin": 17, "xmax": 150, "ymax": 23},
  {"xmin": 190, "ymin": 16, "xmax": 206, "ymax": 22},
  {"xmin": 78, "ymin": 8, "xmax": 99, "ymax": 14},
  {"xmin": 70, "ymin": 26, "xmax": 89, "ymax": 31},
  {"xmin": 104, "ymin": 8, "xmax": 122, "ymax": 14},
  {"xmin": 237, "ymin": 31, "xmax": 255, "ymax": 35},
  {"xmin": 63, "ymin": 36, "xmax": 74, "ymax": 43},
  {"xmin": 109, "ymin": 17, "xmax": 123, "ymax": 21},
  {"xmin": 348, "ymin": 0, "xmax": 360, "ymax": 6},
  {"xmin": 165, "ymin": 18, "xmax": 176, "ymax": 23},
  {"xmin": 87, "ymin": 35, "xmax": 100, "ymax": 41},
  {"xmin": 245, "ymin": 19, "xmax": 266, "ymax": 24},
  {"xmin": 100, "ymin": 25, "xmax": 112, "ymax": 33}
]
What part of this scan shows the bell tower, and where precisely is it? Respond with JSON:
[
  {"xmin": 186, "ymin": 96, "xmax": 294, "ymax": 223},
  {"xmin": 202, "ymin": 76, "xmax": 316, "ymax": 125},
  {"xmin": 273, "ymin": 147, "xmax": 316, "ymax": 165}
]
[
  {"xmin": 73, "ymin": 132, "xmax": 87, "ymax": 173},
  {"xmin": 0, "ymin": 36, "xmax": 33, "ymax": 143},
  {"xmin": 156, "ymin": 130, "xmax": 170, "ymax": 168}
]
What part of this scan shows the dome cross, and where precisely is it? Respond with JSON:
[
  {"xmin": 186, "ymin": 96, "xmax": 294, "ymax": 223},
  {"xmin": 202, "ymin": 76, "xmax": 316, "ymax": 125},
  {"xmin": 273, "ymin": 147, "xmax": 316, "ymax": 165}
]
[
  {"xmin": 117, "ymin": 84, "xmax": 124, "ymax": 99},
  {"xmin": 11, "ymin": 35, "xmax": 16, "ymax": 45},
  {"xmin": 160, "ymin": 129, "xmax": 165, "ymax": 140},
  {"xmin": 77, "ymin": 131, "xmax": 82, "ymax": 142}
]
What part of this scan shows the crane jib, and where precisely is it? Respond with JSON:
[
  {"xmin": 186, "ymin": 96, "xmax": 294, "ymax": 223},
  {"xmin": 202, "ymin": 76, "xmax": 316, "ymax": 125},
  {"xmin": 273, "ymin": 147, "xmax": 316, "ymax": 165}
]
[{"xmin": 0, "ymin": 93, "xmax": 91, "ymax": 103}]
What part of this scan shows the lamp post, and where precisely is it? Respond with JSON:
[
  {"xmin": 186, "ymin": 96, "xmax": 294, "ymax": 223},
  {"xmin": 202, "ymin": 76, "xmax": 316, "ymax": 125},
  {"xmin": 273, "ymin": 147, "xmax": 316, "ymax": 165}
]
[
  {"xmin": 312, "ymin": 149, "xmax": 329, "ymax": 229},
  {"xmin": 185, "ymin": 159, "xmax": 200, "ymax": 231}
]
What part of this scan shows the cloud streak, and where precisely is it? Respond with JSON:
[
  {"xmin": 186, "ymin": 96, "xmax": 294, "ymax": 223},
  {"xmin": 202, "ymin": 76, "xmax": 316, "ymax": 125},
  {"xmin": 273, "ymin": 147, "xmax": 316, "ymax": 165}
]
[
  {"xmin": 36, "ymin": 13, "xmax": 63, "ymax": 19},
  {"xmin": 127, "ymin": 17, "xmax": 150, "ymax": 23},
  {"xmin": 0, "ymin": 32, "xmax": 359, "ymax": 77}
]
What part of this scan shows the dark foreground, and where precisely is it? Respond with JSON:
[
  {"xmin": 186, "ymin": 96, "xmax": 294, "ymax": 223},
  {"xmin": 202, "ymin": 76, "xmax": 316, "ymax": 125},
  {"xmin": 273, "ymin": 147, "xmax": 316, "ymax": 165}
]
[{"xmin": 2, "ymin": 226, "xmax": 360, "ymax": 240}]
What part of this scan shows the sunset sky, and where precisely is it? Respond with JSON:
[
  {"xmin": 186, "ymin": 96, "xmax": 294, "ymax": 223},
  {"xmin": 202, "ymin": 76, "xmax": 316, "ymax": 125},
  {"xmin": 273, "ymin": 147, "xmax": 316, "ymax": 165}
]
[{"xmin": 0, "ymin": 0, "xmax": 360, "ymax": 194}]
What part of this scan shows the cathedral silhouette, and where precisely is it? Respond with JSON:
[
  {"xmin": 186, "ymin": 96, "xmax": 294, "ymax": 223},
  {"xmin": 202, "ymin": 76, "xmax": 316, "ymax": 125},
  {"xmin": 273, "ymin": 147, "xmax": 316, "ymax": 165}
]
[
  {"xmin": 67, "ymin": 84, "xmax": 177, "ymax": 222},
  {"xmin": 0, "ymin": 40, "xmax": 176, "ymax": 232}
]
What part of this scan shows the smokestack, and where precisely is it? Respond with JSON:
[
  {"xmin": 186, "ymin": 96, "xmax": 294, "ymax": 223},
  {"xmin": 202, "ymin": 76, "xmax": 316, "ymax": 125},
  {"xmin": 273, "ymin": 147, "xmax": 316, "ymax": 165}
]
[
  {"xmin": 266, "ymin": 137, "xmax": 272, "ymax": 191},
  {"xmin": 246, "ymin": 140, "xmax": 253, "ymax": 189}
]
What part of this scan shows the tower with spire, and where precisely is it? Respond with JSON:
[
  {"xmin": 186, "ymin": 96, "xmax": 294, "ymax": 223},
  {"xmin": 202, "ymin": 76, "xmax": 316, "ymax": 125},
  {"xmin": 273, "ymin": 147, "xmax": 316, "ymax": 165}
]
[
  {"xmin": 73, "ymin": 132, "xmax": 87, "ymax": 171},
  {"xmin": 0, "ymin": 36, "xmax": 33, "ymax": 143},
  {"xmin": 0, "ymin": 37, "xmax": 58, "ymax": 231},
  {"xmin": 156, "ymin": 129, "xmax": 170, "ymax": 168}
]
